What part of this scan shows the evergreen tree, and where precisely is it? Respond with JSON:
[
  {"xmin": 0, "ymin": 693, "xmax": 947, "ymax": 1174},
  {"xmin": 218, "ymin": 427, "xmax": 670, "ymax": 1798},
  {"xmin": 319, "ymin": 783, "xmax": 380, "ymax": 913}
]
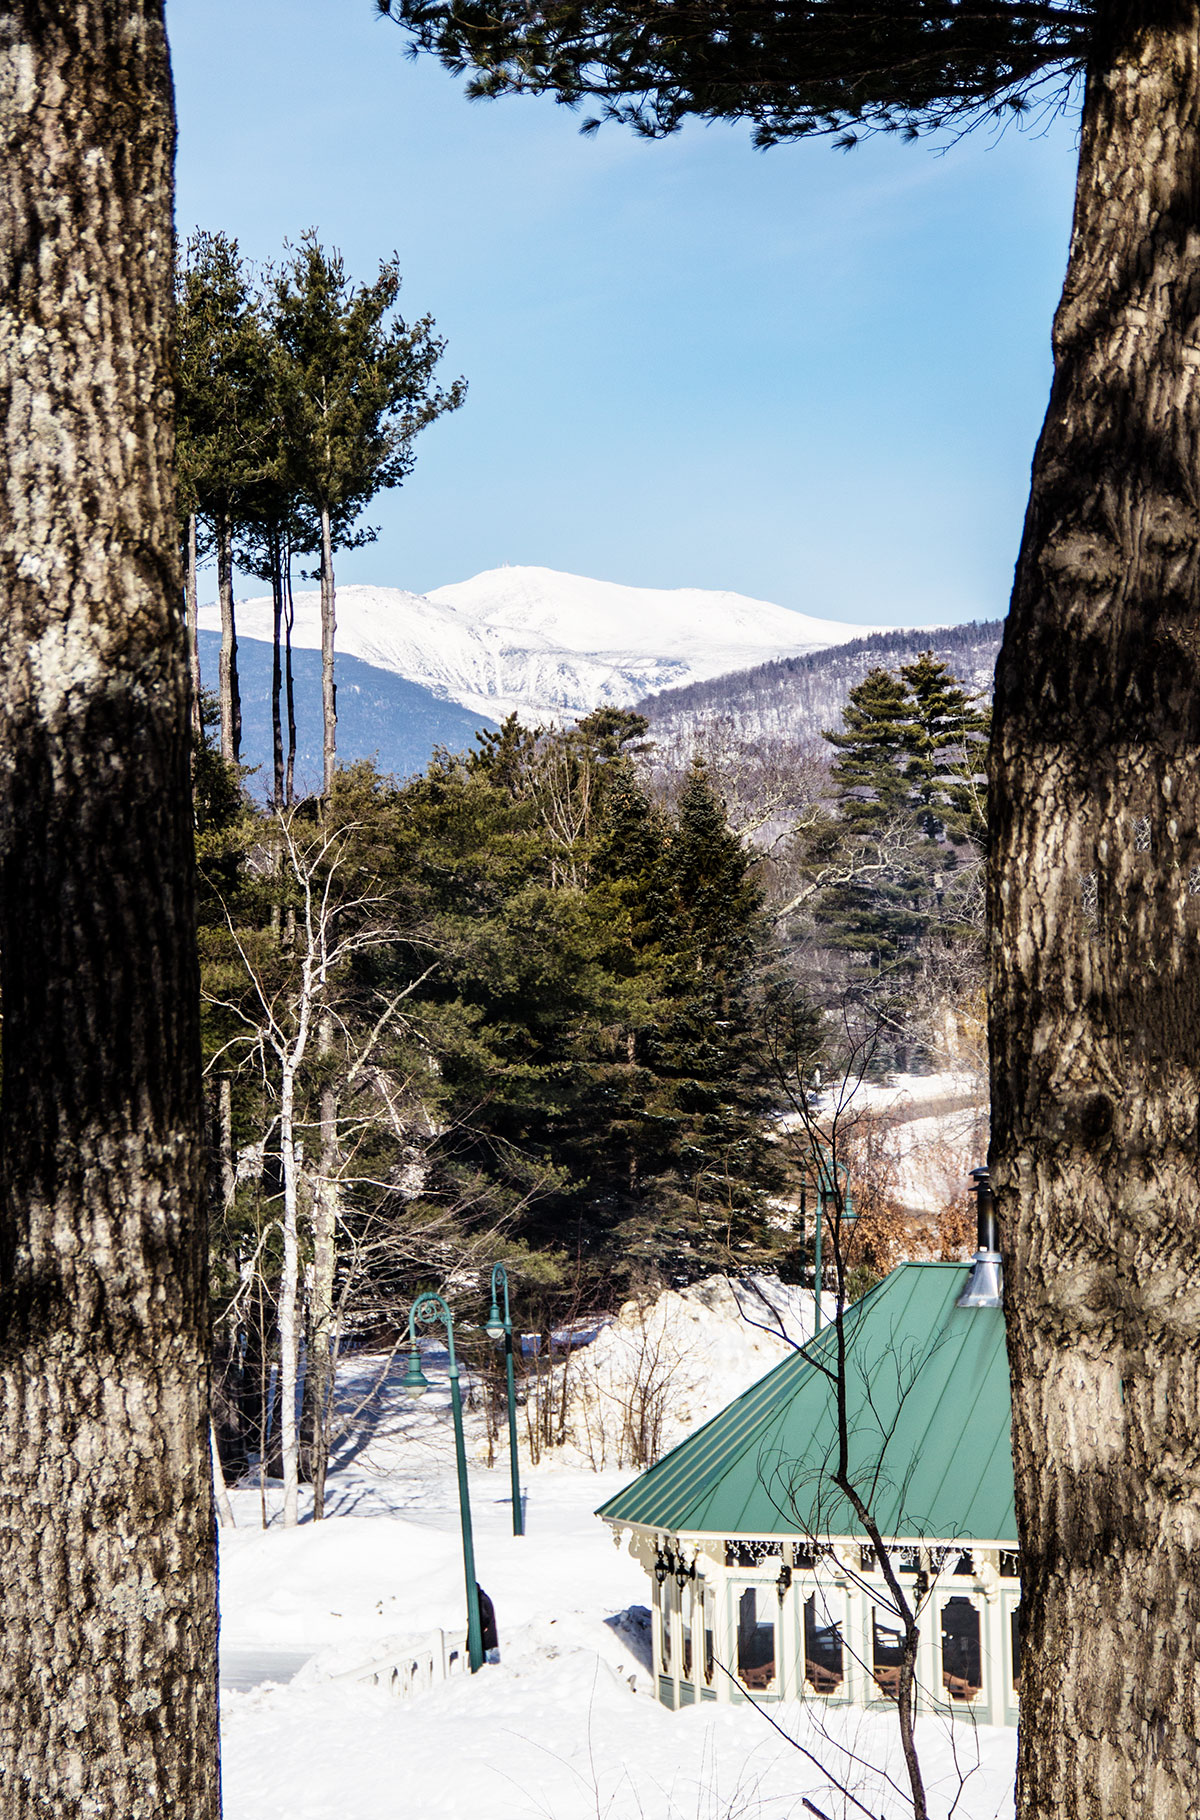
[
  {"xmin": 815, "ymin": 657, "xmax": 987, "ymax": 1067},
  {"xmin": 898, "ymin": 651, "xmax": 989, "ymax": 846},
  {"xmin": 234, "ymin": 481, "xmax": 317, "ymax": 806},
  {"xmin": 196, "ymin": 733, "xmax": 816, "ymax": 1485},
  {"xmin": 628, "ymin": 760, "xmax": 785, "ymax": 1276},
  {"xmin": 271, "ymin": 235, "xmax": 466, "ymax": 796},
  {"xmin": 376, "ymin": 733, "xmax": 790, "ymax": 1301},
  {"xmin": 824, "ymin": 667, "xmax": 914, "ymax": 828},
  {"xmin": 818, "ymin": 667, "xmax": 928, "ymax": 986},
  {"xmin": 176, "ymin": 230, "xmax": 274, "ymax": 767}
]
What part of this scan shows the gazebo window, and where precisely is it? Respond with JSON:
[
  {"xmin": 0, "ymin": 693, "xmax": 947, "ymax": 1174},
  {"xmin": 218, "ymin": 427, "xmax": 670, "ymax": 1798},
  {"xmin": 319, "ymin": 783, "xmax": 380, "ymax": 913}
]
[
  {"xmin": 862, "ymin": 1543, "xmax": 920, "ymax": 1577},
  {"xmin": 940, "ymin": 1596, "xmax": 982, "ymax": 1701},
  {"xmin": 871, "ymin": 1608, "xmax": 905, "ymax": 1700},
  {"xmin": 804, "ymin": 1590, "xmax": 844, "ymax": 1694},
  {"xmin": 660, "ymin": 1579, "xmax": 673, "ymax": 1674},
  {"xmin": 681, "ymin": 1580, "xmax": 694, "ymax": 1682},
  {"xmin": 726, "ymin": 1539, "xmax": 782, "ymax": 1568},
  {"xmin": 702, "ymin": 1584, "xmax": 715, "ymax": 1686},
  {"xmin": 736, "ymin": 1587, "xmax": 776, "ymax": 1690}
]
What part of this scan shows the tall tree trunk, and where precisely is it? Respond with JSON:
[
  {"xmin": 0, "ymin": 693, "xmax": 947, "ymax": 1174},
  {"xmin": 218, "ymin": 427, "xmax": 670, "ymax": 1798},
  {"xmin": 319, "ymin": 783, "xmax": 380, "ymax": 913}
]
[
  {"xmin": 284, "ymin": 533, "xmax": 297, "ymax": 807},
  {"xmin": 305, "ymin": 1017, "xmax": 339, "ymax": 1519},
  {"xmin": 0, "ymin": 6, "xmax": 220, "ymax": 1817},
  {"xmin": 217, "ymin": 507, "xmax": 240, "ymax": 766},
  {"xmin": 991, "ymin": 8, "xmax": 1200, "ymax": 1816},
  {"xmin": 186, "ymin": 510, "xmax": 202, "ymax": 745},
  {"xmin": 219, "ymin": 1073, "xmax": 236, "ymax": 1216},
  {"xmin": 277, "ymin": 1066, "xmax": 301, "ymax": 1527},
  {"xmin": 270, "ymin": 529, "xmax": 284, "ymax": 805},
  {"xmin": 240, "ymin": 1275, "xmax": 269, "ymax": 1494},
  {"xmin": 320, "ymin": 504, "xmax": 336, "ymax": 797}
]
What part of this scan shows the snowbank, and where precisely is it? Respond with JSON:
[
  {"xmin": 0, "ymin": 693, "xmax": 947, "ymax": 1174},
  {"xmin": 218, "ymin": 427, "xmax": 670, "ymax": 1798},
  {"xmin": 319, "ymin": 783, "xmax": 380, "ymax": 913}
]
[
  {"xmin": 551, "ymin": 1276, "xmax": 833, "ymax": 1470},
  {"xmin": 220, "ymin": 1274, "xmax": 1014, "ymax": 1820}
]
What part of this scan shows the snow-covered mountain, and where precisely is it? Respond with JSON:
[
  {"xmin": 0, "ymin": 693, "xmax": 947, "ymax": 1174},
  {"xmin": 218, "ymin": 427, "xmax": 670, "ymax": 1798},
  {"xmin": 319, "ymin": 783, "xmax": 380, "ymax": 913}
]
[{"xmin": 198, "ymin": 565, "xmax": 883, "ymax": 725}]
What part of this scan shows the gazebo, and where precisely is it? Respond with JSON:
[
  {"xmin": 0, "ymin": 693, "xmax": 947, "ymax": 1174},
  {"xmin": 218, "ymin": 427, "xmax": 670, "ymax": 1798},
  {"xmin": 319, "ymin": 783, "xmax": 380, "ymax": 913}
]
[{"xmin": 597, "ymin": 1229, "xmax": 1020, "ymax": 1726}]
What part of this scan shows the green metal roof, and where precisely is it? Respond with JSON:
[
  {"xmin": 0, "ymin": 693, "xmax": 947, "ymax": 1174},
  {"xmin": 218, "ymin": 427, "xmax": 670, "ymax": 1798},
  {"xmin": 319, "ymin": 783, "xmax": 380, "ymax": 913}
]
[{"xmin": 596, "ymin": 1262, "xmax": 1015, "ymax": 1545}]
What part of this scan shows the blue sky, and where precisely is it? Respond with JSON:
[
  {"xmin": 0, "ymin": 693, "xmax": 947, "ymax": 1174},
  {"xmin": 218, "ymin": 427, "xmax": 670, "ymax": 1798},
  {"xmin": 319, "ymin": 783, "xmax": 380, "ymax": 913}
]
[{"xmin": 169, "ymin": 0, "xmax": 1081, "ymax": 627}]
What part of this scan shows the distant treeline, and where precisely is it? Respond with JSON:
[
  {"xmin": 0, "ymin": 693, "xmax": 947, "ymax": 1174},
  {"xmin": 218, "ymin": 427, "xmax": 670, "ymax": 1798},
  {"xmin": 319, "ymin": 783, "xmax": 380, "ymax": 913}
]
[{"xmin": 637, "ymin": 619, "xmax": 1003, "ymax": 749}]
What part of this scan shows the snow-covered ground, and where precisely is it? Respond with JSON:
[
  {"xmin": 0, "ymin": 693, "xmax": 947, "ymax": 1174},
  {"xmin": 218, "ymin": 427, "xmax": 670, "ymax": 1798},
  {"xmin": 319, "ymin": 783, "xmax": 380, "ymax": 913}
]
[
  {"xmin": 803, "ymin": 1072, "xmax": 989, "ymax": 1220},
  {"xmin": 219, "ymin": 1284, "xmax": 1014, "ymax": 1820}
]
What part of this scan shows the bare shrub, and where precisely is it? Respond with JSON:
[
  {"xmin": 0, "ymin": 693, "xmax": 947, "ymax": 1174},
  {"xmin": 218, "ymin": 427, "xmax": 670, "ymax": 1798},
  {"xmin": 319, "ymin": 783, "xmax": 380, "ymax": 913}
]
[{"xmin": 556, "ymin": 1293, "xmax": 704, "ymax": 1472}]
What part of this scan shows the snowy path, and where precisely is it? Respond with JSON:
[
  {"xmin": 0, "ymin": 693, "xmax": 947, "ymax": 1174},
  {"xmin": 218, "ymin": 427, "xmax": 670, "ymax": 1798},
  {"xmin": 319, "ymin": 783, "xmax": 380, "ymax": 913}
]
[{"xmin": 220, "ymin": 1335, "xmax": 1015, "ymax": 1820}]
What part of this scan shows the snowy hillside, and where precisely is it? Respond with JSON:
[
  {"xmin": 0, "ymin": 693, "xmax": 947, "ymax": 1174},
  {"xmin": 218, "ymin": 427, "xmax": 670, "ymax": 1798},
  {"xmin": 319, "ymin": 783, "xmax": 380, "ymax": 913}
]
[
  {"xmin": 638, "ymin": 618, "xmax": 1003, "ymax": 755},
  {"xmin": 199, "ymin": 565, "xmax": 883, "ymax": 726}
]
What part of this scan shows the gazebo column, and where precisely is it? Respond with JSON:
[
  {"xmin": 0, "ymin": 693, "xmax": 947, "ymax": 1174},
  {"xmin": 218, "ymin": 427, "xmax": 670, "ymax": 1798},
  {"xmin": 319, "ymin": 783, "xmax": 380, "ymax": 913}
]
[
  {"xmin": 715, "ymin": 1558, "xmax": 733, "ymax": 1702},
  {"xmin": 984, "ymin": 1574, "xmax": 1007, "ymax": 1728},
  {"xmin": 916, "ymin": 1552, "xmax": 940, "ymax": 1716}
]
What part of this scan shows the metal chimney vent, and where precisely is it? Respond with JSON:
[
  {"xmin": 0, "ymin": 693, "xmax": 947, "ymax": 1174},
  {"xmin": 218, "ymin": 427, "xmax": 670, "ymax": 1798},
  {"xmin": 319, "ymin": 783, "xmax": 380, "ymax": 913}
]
[{"xmin": 956, "ymin": 1167, "xmax": 1003, "ymax": 1308}]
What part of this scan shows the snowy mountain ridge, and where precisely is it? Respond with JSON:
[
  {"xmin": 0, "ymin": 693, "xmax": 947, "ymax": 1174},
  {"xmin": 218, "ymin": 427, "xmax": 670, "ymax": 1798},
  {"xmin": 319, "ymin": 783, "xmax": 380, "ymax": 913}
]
[{"xmin": 198, "ymin": 564, "xmax": 888, "ymax": 725}]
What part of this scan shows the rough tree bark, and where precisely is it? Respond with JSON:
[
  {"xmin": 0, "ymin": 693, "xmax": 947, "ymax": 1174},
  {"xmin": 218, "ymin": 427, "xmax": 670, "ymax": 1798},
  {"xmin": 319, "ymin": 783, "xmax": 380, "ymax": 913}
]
[
  {"xmin": 320, "ymin": 504, "xmax": 337, "ymax": 797},
  {"xmin": 270, "ymin": 530, "xmax": 284, "ymax": 804},
  {"xmin": 186, "ymin": 510, "xmax": 202, "ymax": 745},
  {"xmin": 284, "ymin": 535, "xmax": 298, "ymax": 807},
  {"xmin": 277, "ymin": 1060, "xmax": 303, "ymax": 1528},
  {"xmin": 991, "ymin": 5, "xmax": 1200, "ymax": 1815},
  {"xmin": 304, "ymin": 1058, "xmax": 340, "ymax": 1520},
  {"xmin": 217, "ymin": 505, "xmax": 240, "ymax": 767},
  {"xmin": 0, "ymin": 5, "xmax": 220, "ymax": 1817}
]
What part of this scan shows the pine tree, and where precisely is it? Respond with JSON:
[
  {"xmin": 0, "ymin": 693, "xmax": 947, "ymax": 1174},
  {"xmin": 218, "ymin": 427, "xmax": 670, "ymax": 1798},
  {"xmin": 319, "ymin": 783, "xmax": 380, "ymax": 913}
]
[
  {"xmin": 235, "ymin": 483, "xmax": 316, "ymax": 806},
  {"xmin": 898, "ymin": 651, "xmax": 989, "ymax": 846},
  {"xmin": 818, "ymin": 668, "xmax": 928, "ymax": 987},
  {"xmin": 824, "ymin": 667, "xmax": 914, "ymax": 829},
  {"xmin": 627, "ymin": 760, "xmax": 785, "ymax": 1276},
  {"xmin": 376, "ymin": 734, "xmax": 788, "ymax": 1301},
  {"xmin": 176, "ymin": 230, "xmax": 274, "ymax": 768},
  {"xmin": 271, "ymin": 235, "xmax": 466, "ymax": 796},
  {"xmin": 815, "ymin": 658, "xmax": 987, "ymax": 1069}
]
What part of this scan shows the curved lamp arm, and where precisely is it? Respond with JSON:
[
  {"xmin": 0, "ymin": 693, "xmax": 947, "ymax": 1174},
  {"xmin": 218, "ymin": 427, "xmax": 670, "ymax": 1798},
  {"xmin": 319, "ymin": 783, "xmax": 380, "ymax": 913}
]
[
  {"xmin": 409, "ymin": 1291, "xmax": 459, "ymax": 1372},
  {"xmin": 486, "ymin": 1264, "xmax": 511, "ymax": 1341}
]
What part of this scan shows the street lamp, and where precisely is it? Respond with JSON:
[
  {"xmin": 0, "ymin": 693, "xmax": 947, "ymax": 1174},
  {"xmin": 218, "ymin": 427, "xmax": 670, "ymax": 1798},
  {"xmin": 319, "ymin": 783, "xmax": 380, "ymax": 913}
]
[
  {"xmin": 812, "ymin": 1154, "xmax": 857, "ymax": 1336},
  {"xmin": 485, "ymin": 1263, "xmax": 524, "ymax": 1536},
  {"xmin": 402, "ymin": 1292, "xmax": 484, "ymax": 1672}
]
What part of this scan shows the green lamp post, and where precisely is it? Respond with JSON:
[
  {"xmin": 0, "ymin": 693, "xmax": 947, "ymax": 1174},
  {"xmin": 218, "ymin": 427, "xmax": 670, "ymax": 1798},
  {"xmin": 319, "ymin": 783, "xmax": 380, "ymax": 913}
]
[
  {"xmin": 812, "ymin": 1154, "xmax": 856, "ymax": 1336},
  {"xmin": 485, "ymin": 1263, "xmax": 524, "ymax": 1537},
  {"xmin": 401, "ymin": 1292, "xmax": 485, "ymax": 1672}
]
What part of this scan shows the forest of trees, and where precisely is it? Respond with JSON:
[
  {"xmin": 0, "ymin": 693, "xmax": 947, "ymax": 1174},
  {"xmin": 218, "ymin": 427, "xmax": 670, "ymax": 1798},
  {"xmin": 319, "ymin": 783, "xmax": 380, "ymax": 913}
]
[
  {"xmin": 637, "ymin": 618, "xmax": 1003, "ymax": 755},
  {"xmin": 201, "ymin": 709, "xmax": 782, "ymax": 1506},
  {"xmin": 200, "ymin": 644, "xmax": 989, "ymax": 1524},
  {"xmin": 176, "ymin": 228, "xmax": 465, "ymax": 801}
]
